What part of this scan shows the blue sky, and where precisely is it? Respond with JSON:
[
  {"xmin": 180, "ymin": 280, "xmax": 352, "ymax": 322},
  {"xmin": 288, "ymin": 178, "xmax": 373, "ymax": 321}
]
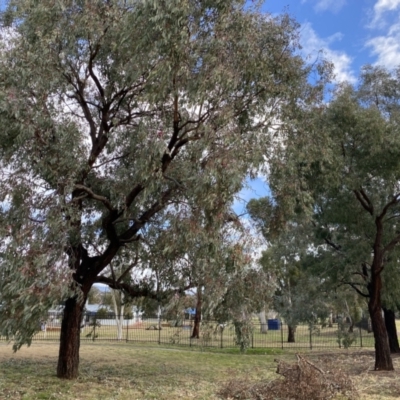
[
  {"xmin": 264, "ymin": 0, "xmax": 400, "ymax": 83},
  {"xmin": 233, "ymin": 0, "xmax": 400, "ymax": 215}
]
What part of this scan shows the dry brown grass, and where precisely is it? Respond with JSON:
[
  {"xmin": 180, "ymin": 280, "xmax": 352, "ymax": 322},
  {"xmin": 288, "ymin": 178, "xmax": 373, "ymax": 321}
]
[
  {"xmin": 219, "ymin": 354, "xmax": 356, "ymax": 400},
  {"xmin": 1, "ymin": 343, "xmax": 400, "ymax": 399},
  {"xmin": 219, "ymin": 350, "xmax": 400, "ymax": 400}
]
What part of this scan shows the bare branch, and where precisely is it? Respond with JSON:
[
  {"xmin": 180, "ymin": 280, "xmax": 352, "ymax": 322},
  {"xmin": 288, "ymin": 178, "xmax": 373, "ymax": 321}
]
[
  {"xmin": 324, "ymin": 237, "xmax": 341, "ymax": 252},
  {"xmin": 353, "ymin": 189, "xmax": 373, "ymax": 216},
  {"xmin": 378, "ymin": 192, "xmax": 400, "ymax": 220},
  {"xmin": 117, "ymin": 254, "xmax": 139, "ymax": 283},
  {"xmin": 74, "ymin": 184, "xmax": 113, "ymax": 210},
  {"xmin": 120, "ymin": 187, "xmax": 174, "ymax": 242},
  {"xmin": 341, "ymin": 281, "xmax": 370, "ymax": 298},
  {"xmin": 383, "ymin": 232, "xmax": 400, "ymax": 254}
]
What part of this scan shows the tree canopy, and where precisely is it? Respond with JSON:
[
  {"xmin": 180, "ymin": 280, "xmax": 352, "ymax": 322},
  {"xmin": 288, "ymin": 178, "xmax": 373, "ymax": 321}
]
[
  {"xmin": 266, "ymin": 65, "xmax": 400, "ymax": 370},
  {"xmin": 0, "ymin": 0, "xmax": 327, "ymax": 378}
]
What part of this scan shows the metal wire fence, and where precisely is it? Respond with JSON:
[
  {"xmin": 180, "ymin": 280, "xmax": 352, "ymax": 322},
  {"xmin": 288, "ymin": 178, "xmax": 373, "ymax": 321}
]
[{"xmin": 0, "ymin": 311, "xmax": 376, "ymax": 350}]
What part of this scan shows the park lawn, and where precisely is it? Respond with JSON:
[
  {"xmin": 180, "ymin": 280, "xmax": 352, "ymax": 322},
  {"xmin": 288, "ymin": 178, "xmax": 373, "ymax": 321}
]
[
  {"xmin": 0, "ymin": 343, "xmax": 400, "ymax": 399},
  {"xmin": 0, "ymin": 342, "xmax": 282, "ymax": 400}
]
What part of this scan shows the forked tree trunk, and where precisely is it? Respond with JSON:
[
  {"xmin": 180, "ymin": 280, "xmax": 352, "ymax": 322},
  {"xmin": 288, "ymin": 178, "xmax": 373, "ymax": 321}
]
[
  {"xmin": 57, "ymin": 295, "xmax": 87, "ymax": 379},
  {"xmin": 383, "ymin": 308, "xmax": 400, "ymax": 353},
  {"xmin": 191, "ymin": 288, "xmax": 202, "ymax": 339},
  {"xmin": 288, "ymin": 325, "xmax": 296, "ymax": 343},
  {"xmin": 368, "ymin": 258, "xmax": 393, "ymax": 371}
]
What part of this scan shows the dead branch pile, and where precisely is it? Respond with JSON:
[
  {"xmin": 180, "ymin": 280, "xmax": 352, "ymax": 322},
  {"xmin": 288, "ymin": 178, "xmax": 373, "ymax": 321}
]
[{"xmin": 218, "ymin": 354, "xmax": 356, "ymax": 400}]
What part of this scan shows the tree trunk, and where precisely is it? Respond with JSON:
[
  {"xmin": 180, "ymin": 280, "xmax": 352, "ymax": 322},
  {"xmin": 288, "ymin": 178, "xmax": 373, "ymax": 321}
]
[
  {"xmin": 288, "ymin": 325, "xmax": 296, "ymax": 343},
  {"xmin": 57, "ymin": 295, "xmax": 86, "ymax": 379},
  {"xmin": 111, "ymin": 290, "xmax": 124, "ymax": 340},
  {"xmin": 259, "ymin": 310, "xmax": 268, "ymax": 334},
  {"xmin": 368, "ymin": 258, "xmax": 393, "ymax": 370},
  {"xmin": 383, "ymin": 308, "xmax": 400, "ymax": 353},
  {"xmin": 191, "ymin": 288, "xmax": 202, "ymax": 339},
  {"xmin": 328, "ymin": 311, "xmax": 333, "ymax": 328}
]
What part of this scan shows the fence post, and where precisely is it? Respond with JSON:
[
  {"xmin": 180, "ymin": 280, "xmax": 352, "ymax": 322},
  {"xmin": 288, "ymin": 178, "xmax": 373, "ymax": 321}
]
[
  {"xmin": 126, "ymin": 317, "xmax": 129, "ymax": 343},
  {"xmin": 359, "ymin": 325, "xmax": 363, "ymax": 348},
  {"xmin": 281, "ymin": 320, "xmax": 284, "ymax": 350},
  {"xmin": 309, "ymin": 323, "xmax": 312, "ymax": 350},
  {"xmin": 220, "ymin": 326, "xmax": 223, "ymax": 349},
  {"xmin": 158, "ymin": 314, "xmax": 161, "ymax": 345},
  {"xmin": 93, "ymin": 315, "xmax": 97, "ymax": 342}
]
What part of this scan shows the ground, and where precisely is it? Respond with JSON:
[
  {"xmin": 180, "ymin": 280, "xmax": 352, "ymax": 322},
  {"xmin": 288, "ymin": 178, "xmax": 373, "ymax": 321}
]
[{"xmin": 0, "ymin": 343, "xmax": 400, "ymax": 399}]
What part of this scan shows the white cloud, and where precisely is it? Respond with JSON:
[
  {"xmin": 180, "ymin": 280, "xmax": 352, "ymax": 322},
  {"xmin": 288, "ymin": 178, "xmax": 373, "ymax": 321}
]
[
  {"xmin": 300, "ymin": 23, "xmax": 356, "ymax": 83},
  {"xmin": 366, "ymin": 1, "xmax": 400, "ymax": 67},
  {"xmin": 301, "ymin": 0, "xmax": 347, "ymax": 13},
  {"xmin": 366, "ymin": 24, "xmax": 400, "ymax": 67},
  {"xmin": 370, "ymin": 0, "xmax": 400, "ymax": 28}
]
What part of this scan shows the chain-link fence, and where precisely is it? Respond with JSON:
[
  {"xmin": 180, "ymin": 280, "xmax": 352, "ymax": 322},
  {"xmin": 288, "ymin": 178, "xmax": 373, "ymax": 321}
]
[{"xmin": 1, "ymin": 311, "xmax": 375, "ymax": 350}]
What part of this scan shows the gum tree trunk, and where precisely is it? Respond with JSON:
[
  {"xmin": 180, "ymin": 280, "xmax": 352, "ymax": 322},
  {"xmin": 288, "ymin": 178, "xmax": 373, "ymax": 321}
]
[
  {"xmin": 259, "ymin": 310, "xmax": 268, "ymax": 334},
  {"xmin": 191, "ymin": 288, "xmax": 202, "ymax": 339},
  {"xmin": 57, "ymin": 295, "xmax": 87, "ymax": 379},
  {"xmin": 288, "ymin": 325, "xmax": 296, "ymax": 343},
  {"xmin": 368, "ymin": 253, "xmax": 393, "ymax": 371},
  {"xmin": 383, "ymin": 308, "xmax": 400, "ymax": 353}
]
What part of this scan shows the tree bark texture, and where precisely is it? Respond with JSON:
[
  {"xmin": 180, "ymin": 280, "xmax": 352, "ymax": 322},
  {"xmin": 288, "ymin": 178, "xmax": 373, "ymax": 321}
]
[
  {"xmin": 368, "ymin": 257, "xmax": 393, "ymax": 370},
  {"xmin": 259, "ymin": 311, "xmax": 268, "ymax": 334},
  {"xmin": 383, "ymin": 308, "xmax": 400, "ymax": 353},
  {"xmin": 191, "ymin": 288, "xmax": 202, "ymax": 339},
  {"xmin": 57, "ymin": 295, "xmax": 87, "ymax": 379},
  {"xmin": 287, "ymin": 325, "xmax": 296, "ymax": 343}
]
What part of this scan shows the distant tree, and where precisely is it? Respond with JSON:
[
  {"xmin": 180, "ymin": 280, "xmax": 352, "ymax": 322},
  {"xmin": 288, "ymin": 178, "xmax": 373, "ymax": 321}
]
[{"xmin": 268, "ymin": 65, "xmax": 400, "ymax": 370}]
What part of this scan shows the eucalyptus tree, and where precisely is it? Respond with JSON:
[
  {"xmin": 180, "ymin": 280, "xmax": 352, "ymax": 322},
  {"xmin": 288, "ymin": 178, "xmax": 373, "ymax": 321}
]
[
  {"xmin": 0, "ymin": 0, "xmax": 326, "ymax": 378},
  {"xmin": 268, "ymin": 66, "xmax": 400, "ymax": 370},
  {"xmin": 247, "ymin": 198, "xmax": 331, "ymax": 342}
]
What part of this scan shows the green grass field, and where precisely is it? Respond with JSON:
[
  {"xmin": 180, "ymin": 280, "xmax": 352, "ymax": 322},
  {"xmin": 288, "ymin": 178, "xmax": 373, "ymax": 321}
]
[{"xmin": 0, "ymin": 342, "xmax": 400, "ymax": 399}]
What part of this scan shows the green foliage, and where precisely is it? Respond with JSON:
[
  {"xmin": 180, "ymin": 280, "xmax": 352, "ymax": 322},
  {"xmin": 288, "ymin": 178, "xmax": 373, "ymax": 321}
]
[
  {"xmin": 267, "ymin": 64, "xmax": 400, "ymax": 308},
  {"xmin": 84, "ymin": 320, "xmax": 101, "ymax": 341},
  {"xmin": 233, "ymin": 319, "xmax": 253, "ymax": 353},
  {"xmin": 95, "ymin": 308, "xmax": 110, "ymax": 320},
  {"xmin": 0, "ymin": 0, "xmax": 327, "ymax": 357},
  {"xmin": 337, "ymin": 322, "xmax": 357, "ymax": 349}
]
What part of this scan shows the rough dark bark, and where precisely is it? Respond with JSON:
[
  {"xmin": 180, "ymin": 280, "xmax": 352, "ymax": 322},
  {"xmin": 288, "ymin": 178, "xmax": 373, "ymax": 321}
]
[
  {"xmin": 383, "ymin": 307, "xmax": 400, "ymax": 353},
  {"xmin": 288, "ymin": 325, "xmax": 296, "ymax": 343},
  {"xmin": 368, "ymin": 255, "xmax": 393, "ymax": 370},
  {"xmin": 191, "ymin": 288, "xmax": 202, "ymax": 339},
  {"xmin": 56, "ymin": 295, "xmax": 87, "ymax": 379}
]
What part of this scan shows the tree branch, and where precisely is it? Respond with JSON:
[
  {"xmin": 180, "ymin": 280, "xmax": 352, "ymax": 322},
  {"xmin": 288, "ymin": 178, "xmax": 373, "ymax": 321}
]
[
  {"xmin": 353, "ymin": 189, "xmax": 373, "ymax": 216},
  {"xmin": 383, "ymin": 232, "xmax": 400, "ymax": 254},
  {"xmin": 378, "ymin": 192, "xmax": 400, "ymax": 220},
  {"xmin": 341, "ymin": 281, "xmax": 370, "ymax": 298},
  {"xmin": 324, "ymin": 237, "xmax": 341, "ymax": 252},
  {"xmin": 120, "ymin": 187, "xmax": 175, "ymax": 242},
  {"xmin": 74, "ymin": 184, "xmax": 113, "ymax": 210},
  {"xmin": 117, "ymin": 255, "xmax": 139, "ymax": 283}
]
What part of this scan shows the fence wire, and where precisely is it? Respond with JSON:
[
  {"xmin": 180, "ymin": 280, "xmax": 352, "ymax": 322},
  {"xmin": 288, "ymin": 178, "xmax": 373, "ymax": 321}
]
[{"xmin": 0, "ymin": 312, "xmax": 375, "ymax": 350}]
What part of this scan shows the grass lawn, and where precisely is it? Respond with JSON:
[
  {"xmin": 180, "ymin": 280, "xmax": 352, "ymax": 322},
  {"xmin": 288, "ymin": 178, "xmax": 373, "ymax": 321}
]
[{"xmin": 1, "ymin": 343, "xmax": 400, "ymax": 399}]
